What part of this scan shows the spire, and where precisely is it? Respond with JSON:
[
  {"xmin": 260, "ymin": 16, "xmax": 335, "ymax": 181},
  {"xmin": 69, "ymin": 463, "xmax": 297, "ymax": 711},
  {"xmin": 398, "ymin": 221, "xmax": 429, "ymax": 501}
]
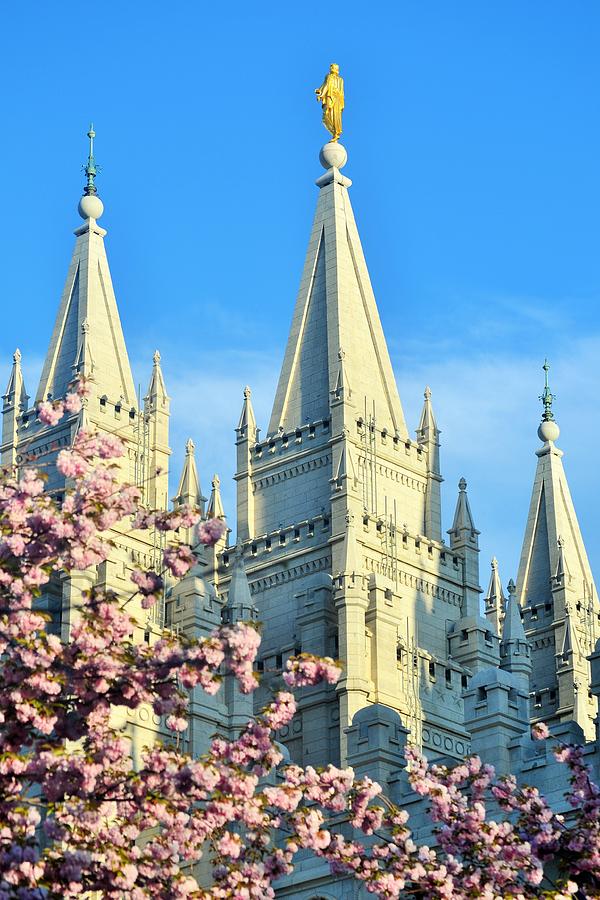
[
  {"xmin": 448, "ymin": 478, "xmax": 479, "ymax": 546},
  {"xmin": 207, "ymin": 473, "xmax": 226, "ymax": 520},
  {"xmin": 226, "ymin": 552, "xmax": 257, "ymax": 622},
  {"xmin": 416, "ymin": 386, "xmax": 438, "ymax": 439},
  {"xmin": 484, "ymin": 557, "xmax": 505, "ymax": 635},
  {"xmin": 516, "ymin": 387, "xmax": 596, "ymax": 613},
  {"xmin": 173, "ymin": 438, "xmax": 206, "ymax": 514},
  {"xmin": 236, "ymin": 386, "xmax": 258, "ymax": 441},
  {"xmin": 502, "ymin": 579, "xmax": 526, "ymax": 645},
  {"xmin": 3, "ymin": 349, "xmax": 28, "ymax": 409},
  {"xmin": 416, "ymin": 385, "xmax": 442, "ymax": 541},
  {"xmin": 36, "ymin": 127, "xmax": 136, "ymax": 409},
  {"xmin": 145, "ymin": 350, "xmax": 169, "ymax": 407},
  {"xmin": 268, "ymin": 143, "xmax": 408, "ymax": 438},
  {"xmin": 517, "ymin": 369, "xmax": 599, "ymax": 739},
  {"xmin": 499, "ymin": 578, "xmax": 531, "ymax": 690}
]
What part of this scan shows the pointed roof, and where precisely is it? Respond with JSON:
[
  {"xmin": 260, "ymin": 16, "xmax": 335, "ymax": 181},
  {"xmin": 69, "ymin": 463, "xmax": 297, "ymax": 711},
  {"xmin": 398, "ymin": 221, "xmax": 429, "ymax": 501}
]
[
  {"xmin": 173, "ymin": 438, "xmax": 206, "ymax": 511},
  {"xmin": 236, "ymin": 386, "xmax": 258, "ymax": 441},
  {"xmin": 416, "ymin": 386, "xmax": 439, "ymax": 441},
  {"xmin": 485, "ymin": 557, "xmax": 504, "ymax": 604},
  {"xmin": 502, "ymin": 579, "xmax": 527, "ymax": 645},
  {"xmin": 207, "ymin": 473, "xmax": 226, "ymax": 519},
  {"xmin": 145, "ymin": 350, "xmax": 169, "ymax": 407},
  {"xmin": 484, "ymin": 557, "xmax": 505, "ymax": 633},
  {"xmin": 3, "ymin": 349, "xmax": 28, "ymax": 409},
  {"xmin": 500, "ymin": 579, "xmax": 531, "ymax": 683},
  {"xmin": 516, "ymin": 419, "xmax": 595, "ymax": 611},
  {"xmin": 448, "ymin": 478, "xmax": 479, "ymax": 543},
  {"xmin": 268, "ymin": 145, "xmax": 408, "ymax": 437},
  {"xmin": 226, "ymin": 552, "xmax": 257, "ymax": 621},
  {"xmin": 35, "ymin": 128, "xmax": 136, "ymax": 407}
]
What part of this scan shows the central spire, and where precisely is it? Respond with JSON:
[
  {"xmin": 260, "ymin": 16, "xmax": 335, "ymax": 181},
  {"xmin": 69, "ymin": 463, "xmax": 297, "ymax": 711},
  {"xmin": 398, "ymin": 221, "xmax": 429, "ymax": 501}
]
[{"xmin": 268, "ymin": 130, "xmax": 408, "ymax": 438}]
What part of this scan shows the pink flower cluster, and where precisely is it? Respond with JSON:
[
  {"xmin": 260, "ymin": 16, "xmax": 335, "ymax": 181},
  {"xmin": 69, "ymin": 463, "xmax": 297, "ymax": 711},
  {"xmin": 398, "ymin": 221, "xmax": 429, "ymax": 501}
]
[{"xmin": 282, "ymin": 653, "xmax": 341, "ymax": 688}]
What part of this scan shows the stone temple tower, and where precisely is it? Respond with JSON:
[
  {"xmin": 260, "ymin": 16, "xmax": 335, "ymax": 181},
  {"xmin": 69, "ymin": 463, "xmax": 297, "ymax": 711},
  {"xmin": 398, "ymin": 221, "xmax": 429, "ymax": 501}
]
[
  {"xmin": 516, "ymin": 363, "xmax": 600, "ymax": 740},
  {"xmin": 1, "ymin": 128, "xmax": 173, "ymax": 763},
  {"xmin": 226, "ymin": 139, "xmax": 497, "ymax": 767}
]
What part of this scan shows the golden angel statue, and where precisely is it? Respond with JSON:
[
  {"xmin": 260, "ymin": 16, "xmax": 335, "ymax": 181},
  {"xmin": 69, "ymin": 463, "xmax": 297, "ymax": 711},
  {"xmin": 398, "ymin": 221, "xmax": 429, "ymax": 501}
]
[{"xmin": 315, "ymin": 63, "xmax": 344, "ymax": 142}]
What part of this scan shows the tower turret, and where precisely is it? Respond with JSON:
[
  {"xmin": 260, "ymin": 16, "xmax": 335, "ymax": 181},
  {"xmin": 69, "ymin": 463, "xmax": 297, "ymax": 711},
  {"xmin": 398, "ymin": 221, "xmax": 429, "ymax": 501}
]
[
  {"xmin": 516, "ymin": 362, "xmax": 599, "ymax": 739},
  {"xmin": 1, "ymin": 350, "xmax": 29, "ymax": 465},
  {"xmin": 416, "ymin": 386, "xmax": 442, "ymax": 541},
  {"xmin": 500, "ymin": 579, "xmax": 532, "ymax": 690},
  {"xmin": 484, "ymin": 557, "xmax": 505, "ymax": 635},
  {"xmin": 235, "ymin": 387, "xmax": 258, "ymax": 542},
  {"xmin": 144, "ymin": 350, "xmax": 171, "ymax": 509},
  {"xmin": 448, "ymin": 478, "xmax": 481, "ymax": 618},
  {"xmin": 173, "ymin": 438, "xmax": 206, "ymax": 543}
]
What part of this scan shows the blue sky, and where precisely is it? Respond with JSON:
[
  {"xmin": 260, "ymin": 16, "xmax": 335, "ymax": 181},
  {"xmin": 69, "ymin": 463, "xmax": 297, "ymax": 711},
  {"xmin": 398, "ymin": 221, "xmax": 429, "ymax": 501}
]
[{"xmin": 1, "ymin": 2, "xmax": 600, "ymax": 587}]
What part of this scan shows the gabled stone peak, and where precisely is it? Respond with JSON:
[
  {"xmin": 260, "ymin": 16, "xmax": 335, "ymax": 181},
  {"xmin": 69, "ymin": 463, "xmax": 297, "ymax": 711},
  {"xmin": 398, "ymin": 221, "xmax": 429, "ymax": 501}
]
[
  {"xmin": 145, "ymin": 350, "xmax": 169, "ymax": 407},
  {"xmin": 237, "ymin": 386, "xmax": 258, "ymax": 441},
  {"xmin": 416, "ymin": 386, "xmax": 439, "ymax": 441},
  {"xmin": 173, "ymin": 437, "xmax": 206, "ymax": 512},
  {"xmin": 226, "ymin": 551, "xmax": 257, "ymax": 621},
  {"xmin": 502, "ymin": 579, "xmax": 526, "ymax": 645},
  {"xmin": 484, "ymin": 557, "xmax": 505, "ymax": 635},
  {"xmin": 207, "ymin": 473, "xmax": 226, "ymax": 520},
  {"xmin": 448, "ymin": 478, "xmax": 479, "ymax": 546},
  {"xmin": 3, "ymin": 349, "xmax": 28, "ymax": 409},
  {"xmin": 268, "ymin": 146, "xmax": 408, "ymax": 438}
]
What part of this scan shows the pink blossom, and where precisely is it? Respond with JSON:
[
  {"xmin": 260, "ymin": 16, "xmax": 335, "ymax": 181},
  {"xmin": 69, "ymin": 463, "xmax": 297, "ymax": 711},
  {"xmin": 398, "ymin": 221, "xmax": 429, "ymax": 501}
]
[
  {"xmin": 196, "ymin": 517, "xmax": 227, "ymax": 546},
  {"xmin": 163, "ymin": 544, "xmax": 194, "ymax": 578},
  {"xmin": 38, "ymin": 400, "xmax": 64, "ymax": 426},
  {"xmin": 531, "ymin": 722, "xmax": 550, "ymax": 741}
]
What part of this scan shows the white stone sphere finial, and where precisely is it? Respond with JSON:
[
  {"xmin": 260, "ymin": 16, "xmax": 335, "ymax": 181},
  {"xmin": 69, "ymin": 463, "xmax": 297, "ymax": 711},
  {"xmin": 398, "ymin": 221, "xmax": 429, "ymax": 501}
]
[
  {"xmin": 78, "ymin": 193, "xmax": 104, "ymax": 221},
  {"xmin": 538, "ymin": 418, "xmax": 560, "ymax": 444},
  {"xmin": 319, "ymin": 141, "xmax": 348, "ymax": 171}
]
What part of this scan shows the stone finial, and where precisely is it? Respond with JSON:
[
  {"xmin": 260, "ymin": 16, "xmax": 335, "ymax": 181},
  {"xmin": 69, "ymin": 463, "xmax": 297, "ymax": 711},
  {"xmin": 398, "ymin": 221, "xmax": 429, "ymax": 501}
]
[
  {"xmin": 185, "ymin": 437, "xmax": 195, "ymax": 456},
  {"xmin": 459, "ymin": 477, "xmax": 467, "ymax": 492},
  {"xmin": 491, "ymin": 556, "xmax": 498, "ymax": 570},
  {"xmin": 424, "ymin": 385, "xmax": 432, "ymax": 400},
  {"xmin": 153, "ymin": 349, "xmax": 161, "ymax": 365},
  {"xmin": 13, "ymin": 348, "xmax": 21, "ymax": 363},
  {"xmin": 81, "ymin": 318, "xmax": 90, "ymax": 334},
  {"xmin": 507, "ymin": 578, "xmax": 516, "ymax": 596},
  {"xmin": 243, "ymin": 385, "xmax": 251, "ymax": 399}
]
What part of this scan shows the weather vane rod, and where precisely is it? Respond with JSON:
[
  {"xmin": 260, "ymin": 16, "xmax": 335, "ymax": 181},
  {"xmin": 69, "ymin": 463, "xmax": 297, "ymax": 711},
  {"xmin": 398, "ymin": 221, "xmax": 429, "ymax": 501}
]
[
  {"xmin": 539, "ymin": 358, "xmax": 556, "ymax": 422},
  {"xmin": 83, "ymin": 123, "xmax": 99, "ymax": 196}
]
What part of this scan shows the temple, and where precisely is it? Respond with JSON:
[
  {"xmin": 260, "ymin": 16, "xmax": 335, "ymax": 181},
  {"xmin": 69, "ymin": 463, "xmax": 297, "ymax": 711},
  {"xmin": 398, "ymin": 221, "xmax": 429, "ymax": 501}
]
[{"xmin": 3, "ymin": 125, "xmax": 600, "ymax": 898}]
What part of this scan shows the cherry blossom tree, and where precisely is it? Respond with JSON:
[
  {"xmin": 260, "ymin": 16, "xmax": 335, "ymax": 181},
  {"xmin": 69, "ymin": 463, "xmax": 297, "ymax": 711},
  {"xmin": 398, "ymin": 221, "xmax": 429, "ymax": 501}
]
[{"xmin": 0, "ymin": 385, "xmax": 598, "ymax": 898}]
